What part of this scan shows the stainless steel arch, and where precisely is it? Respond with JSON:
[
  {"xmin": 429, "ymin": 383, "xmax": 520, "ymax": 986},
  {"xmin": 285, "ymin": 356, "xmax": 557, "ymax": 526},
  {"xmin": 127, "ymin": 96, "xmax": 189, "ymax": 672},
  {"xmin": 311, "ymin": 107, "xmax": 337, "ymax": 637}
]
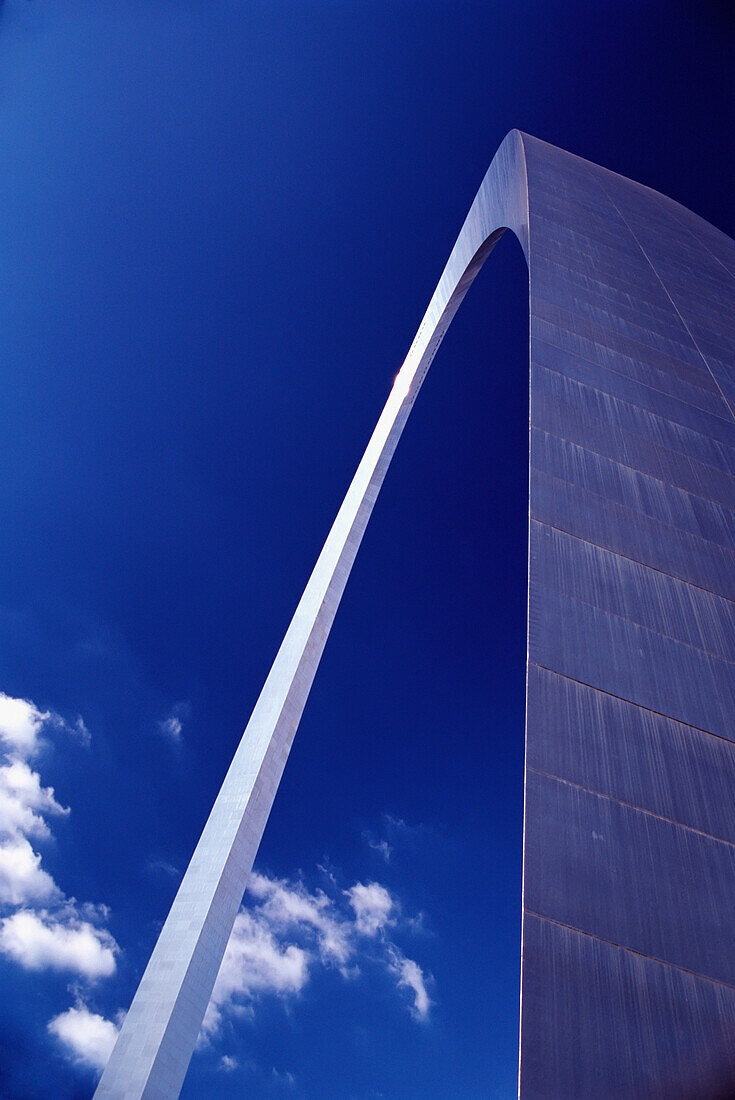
[{"xmin": 97, "ymin": 131, "xmax": 735, "ymax": 1099}]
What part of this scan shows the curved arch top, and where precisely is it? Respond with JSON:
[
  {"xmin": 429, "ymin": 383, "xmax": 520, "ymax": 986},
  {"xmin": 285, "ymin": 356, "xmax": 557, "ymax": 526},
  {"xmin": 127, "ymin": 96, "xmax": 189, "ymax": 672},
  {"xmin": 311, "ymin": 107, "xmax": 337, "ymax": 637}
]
[{"xmin": 97, "ymin": 132, "xmax": 735, "ymax": 1099}]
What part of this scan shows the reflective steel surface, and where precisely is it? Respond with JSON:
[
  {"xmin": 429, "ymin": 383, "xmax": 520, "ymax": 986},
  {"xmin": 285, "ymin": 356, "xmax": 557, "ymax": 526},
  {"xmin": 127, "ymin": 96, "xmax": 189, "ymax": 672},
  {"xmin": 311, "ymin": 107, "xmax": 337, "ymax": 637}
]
[
  {"xmin": 523, "ymin": 137, "xmax": 735, "ymax": 1099},
  {"xmin": 96, "ymin": 133, "xmax": 735, "ymax": 1098}
]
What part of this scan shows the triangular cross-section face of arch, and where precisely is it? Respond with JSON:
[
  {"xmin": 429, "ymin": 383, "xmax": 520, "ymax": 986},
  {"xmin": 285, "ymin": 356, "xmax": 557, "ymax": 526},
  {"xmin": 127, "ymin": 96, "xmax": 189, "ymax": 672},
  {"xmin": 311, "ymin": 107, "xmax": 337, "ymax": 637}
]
[{"xmin": 96, "ymin": 132, "xmax": 735, "ymax": 1100}]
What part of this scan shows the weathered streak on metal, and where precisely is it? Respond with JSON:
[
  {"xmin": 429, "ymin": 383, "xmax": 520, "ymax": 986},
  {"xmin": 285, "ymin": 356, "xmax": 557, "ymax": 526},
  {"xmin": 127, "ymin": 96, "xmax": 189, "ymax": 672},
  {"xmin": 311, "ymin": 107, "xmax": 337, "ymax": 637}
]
[{"xmin": 96, "ymin": 132, "xmax": 735, "ymax": 1098}]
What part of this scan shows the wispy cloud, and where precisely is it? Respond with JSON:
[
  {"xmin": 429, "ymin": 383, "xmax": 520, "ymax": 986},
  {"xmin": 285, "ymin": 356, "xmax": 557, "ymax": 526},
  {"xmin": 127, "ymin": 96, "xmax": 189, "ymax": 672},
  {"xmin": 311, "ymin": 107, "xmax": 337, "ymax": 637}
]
[
  {"xmin": 48, "ymin": 1002, "xmax": 121, "ymax": 1072},
  {"xmin": 0, "ymin": 693, "xmax": 91, "ymax": 757},
  {"xmin": 202, "ymin": 908, "xmax": 310, "ymax": 1040},
  {"xmin": 159, "ymin": 715, "xmax": 182, "ymax": 741},
  {"xmin": 363, "ymin": 833, "xmax": 392, "ymax": 863},
  {"xmin": 271, "ymin": 1066, "xmax": 297, "ymax": 1088},
  {"xmin": 70, "ymin": 716, "xmax": 91, "ymax": 748},
  {"xmin": 363, "ymin": 814, "xmax": 439, "ymax": 868},
  {"xmin": 200, "ymin": 865, "xmax": 433, "ymax": 1047},
  {"xmin": 388, "ymin": 947, "xmax": 432, "ymax": 1020},
  {"xmin": 383, "ymin": 814, "xmax": 436, "ymax": 847},
  {"xmin": 248, "ymin": 871, "xmax": 352, "ymax": 965},
  {"xmin": 147, "ymin": 857, "xmax": 181, "ymax": 880}
]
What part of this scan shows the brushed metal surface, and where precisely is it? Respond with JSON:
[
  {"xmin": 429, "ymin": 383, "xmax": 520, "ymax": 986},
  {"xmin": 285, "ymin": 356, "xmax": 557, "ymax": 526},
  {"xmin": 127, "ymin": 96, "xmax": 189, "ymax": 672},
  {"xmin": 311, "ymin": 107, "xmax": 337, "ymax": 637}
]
[
  {"xmin": 531, "ymin": 465, "xmax": 735, "ymax": 599},
  {"xmin": 531, "ymin": 427, "xmax": 735, "ymax": 550},
  {"xmin": 529, "ymin": 583, "xmax": 735, "ymax": 741},
  {"xmin": 96, "ymin": 132, "xmax": 735, "ymax": 1098},
  {"xmin": 520, "ymin": 914, "xmax": 735, "ymax": 1100},
  {"xmin": 531, "ymin": 521, "xmax": 735, "ymax": 661},
  {"xmin": 527, "ymin": 665, "xmax": 735, "ymax": 846},
  {"xmin": 524, "ymin": 769, "xmax": 735, "ymax": 985}
]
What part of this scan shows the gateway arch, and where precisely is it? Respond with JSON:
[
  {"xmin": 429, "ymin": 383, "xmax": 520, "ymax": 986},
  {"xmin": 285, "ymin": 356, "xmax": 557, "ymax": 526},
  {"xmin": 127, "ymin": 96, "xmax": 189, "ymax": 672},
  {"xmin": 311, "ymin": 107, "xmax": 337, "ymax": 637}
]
[{"xmin": 97, "ymin": 132, "xmax": 735, "ymax": 1098}]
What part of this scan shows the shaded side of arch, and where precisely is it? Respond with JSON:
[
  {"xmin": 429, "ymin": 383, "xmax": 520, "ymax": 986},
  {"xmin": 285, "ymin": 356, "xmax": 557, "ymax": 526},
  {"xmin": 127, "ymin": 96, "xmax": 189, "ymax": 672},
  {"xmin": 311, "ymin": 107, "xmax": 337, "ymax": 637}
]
[{"xmin": 520, "ymin": 134, "xmax": 735, "ymax": 1099}]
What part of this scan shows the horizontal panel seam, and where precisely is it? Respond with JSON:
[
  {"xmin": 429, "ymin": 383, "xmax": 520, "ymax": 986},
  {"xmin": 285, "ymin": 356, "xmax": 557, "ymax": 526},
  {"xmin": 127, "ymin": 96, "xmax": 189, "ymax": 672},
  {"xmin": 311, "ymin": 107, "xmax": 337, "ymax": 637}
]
[
  {"xmin": 529, "ymin": 661, "xmax": 735, "ymax": 748},
  {"xmin": 531, "ymin": 578, "xmax": 735, "ymax": 669},
  {"xmin": 665, "ymin": 203, "xmax": 735, "ymax": 283},
  {"xmin": 523, "ymin": 910, "xmax": 735, "ymax": 993},
  {"xmin": 531, "ymin": 463, "xmax": 735, "ymax": 564},
  {"xmin": 526, "ymin": 766, "xmax": 735, "ymax": 850},
  {"xmin": 530, "ymin": 517, "xmax": 735, "ymax": 608},
  {"xmin": 532, "ymin": 332, "xmax": 728, "ymax": 420},
  {"xmin": 592, "ymin": 176, "xmax": 735, "ymax": 424},
  {"xmin": 532, "ymin": 359, "xmax": 735, "ymax": 471},
  {"xmin": 531, "ymin": 313, "xmax": 714, "ymax": 389},
  {"xmin": 533, "ymin": 292, "xmax": 706, "ymax": 355},
  {"xmin": 533, "ymin": 251, "xmax": 732, "ymax": 317},
  {"xmin": 530, "ymin": 243, "xmax": 733, "ymax": 304},
  {"xmin": 532, "ymin": 426, "xmax": 735, "ymax": 525},
  {"xmin": 532, "ymin": 402, "xmax": 735, "ymax": 508}
]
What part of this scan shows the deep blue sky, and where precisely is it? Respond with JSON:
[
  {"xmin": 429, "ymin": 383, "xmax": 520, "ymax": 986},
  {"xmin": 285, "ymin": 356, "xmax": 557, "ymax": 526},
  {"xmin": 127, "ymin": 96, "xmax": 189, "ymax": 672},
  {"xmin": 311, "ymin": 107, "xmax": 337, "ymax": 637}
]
[{"xmin": 0, "ymin": 2, "xmax": 732, "ymax": 1097}]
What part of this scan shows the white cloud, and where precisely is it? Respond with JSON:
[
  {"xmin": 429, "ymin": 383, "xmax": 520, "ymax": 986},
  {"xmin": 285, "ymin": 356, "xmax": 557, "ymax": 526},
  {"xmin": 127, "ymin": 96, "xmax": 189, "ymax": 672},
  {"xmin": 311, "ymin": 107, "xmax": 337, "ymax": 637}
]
[
  {"xmin": 363, "ymin": 815, "xmax": 437, "ymax": 866},
  {"xmin": 48, "ymin": 1002, "xmax": 120, "ymax": 1072},
  {"xmin": 388, "ymin": 948, "xmax": 432, "ymax": 1020},
  {"xmin": 71, "ymin": 716, "xmax": 91, "ymax": 748},
  {"xmin": 271, "ymin": 1067, "xmax": 296, "ymax": 1088},
  {"xmin": 201, "ymin": 866, "xmax": 432, "ymax": 1046},
  {"xmin": 147, "ymin": 857, "xmax": 180, "ymax": 880},
  {"xmin": 159, "ymin": 716, "xmax": 182, "ymax": 740},
  {"xmin": 248, "ymin": 872, "xmax": 351, "ymax": 965},
  {"xmin": 0, "ymin": 755, "xmax": 69, "ymax": 906},
  {"xmin": 0, "ymin": 689, "xmax": 119, "ymax": 1072},
  {"xmin": 0, "ymin": 693, "xmax": 49, "ymax": 758},
  {"xmin": 0, "ymin": 909, "xmax": 117, "ymax": 978},
  {"xmin": 202, "ymin": 909, "xmax": 309, "ymax": 1039},
  {"xmin": 219, "ymin": 1054, "xmax": 238, "ymax": 1072},
  {"xmin": 0, "ymin": 758, "xmax": 68, "ymax": 840},
  {"xmin": 346, "ymin": 881, "xmax": 394, "ymax": 937},
  {"xmin": 0, "ymin": 836, "xmax": 59, "ymax": 906}
]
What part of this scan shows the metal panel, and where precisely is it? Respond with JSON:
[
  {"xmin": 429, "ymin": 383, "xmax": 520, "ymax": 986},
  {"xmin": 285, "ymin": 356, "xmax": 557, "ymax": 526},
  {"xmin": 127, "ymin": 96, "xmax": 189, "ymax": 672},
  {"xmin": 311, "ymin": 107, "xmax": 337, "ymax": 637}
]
[
  {"xmin": 532, "ymin": 337, "xmax": 735, "ymax": 442},
  {"xmin": 520, "ymin": 914, "xmax": 735, "ymax": 1100},
  {"xmin": 526, "ymin": 665, "xmax": 735, "ymax": 846},
  {"xmin": 532, "ymin": 361, "xmax": 735, "ymax": 473},
  {"xmin": 529, "ymin": 583, "xmax": 735, "ymax": 741},
  {"xmin": 532, "ymin": 379, "xmax": 735, "ymax": 507},
  {"xmin": 530, "ymin": 521, "xmax": 735, "ymax": 662},
  {"xmin": 524, "ymin": 769, "xmax": 735, "ymax": 984},
  {"xmin": 531, "ymin": 313, "xmax": 724, "ymax": 396},
  {"xmin": 531, "ymin": 428, "xmax": 735, "ymax": 550},
  {"xmin": 531, "ymin": 467, "xmax": 735, "ymax": 599}
]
